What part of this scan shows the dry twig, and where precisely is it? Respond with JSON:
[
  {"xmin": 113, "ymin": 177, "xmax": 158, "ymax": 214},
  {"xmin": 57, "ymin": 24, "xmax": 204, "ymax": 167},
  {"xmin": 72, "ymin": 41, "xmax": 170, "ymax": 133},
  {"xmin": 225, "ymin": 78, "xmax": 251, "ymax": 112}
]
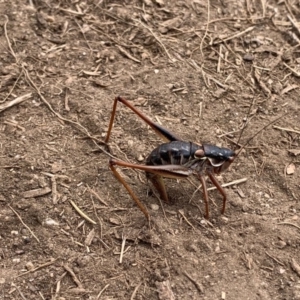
[
  {"xmin": 16, "ymin": 259, "xmax": 58, "ymax": 278},
  {"xmin": 212, "ymin": 26, "xmax": 255, "ymax": 45},
  {"xmin": 96, "ymin": 284, "xmax": 110, "ymax": 299},
  {"xmin": 8, "ymin": 205, "xmax": 40, "ymax": 243},
  {"xmin": 183, "ymin": 271, "xmax": 204, "ymax": 293},
  {"xmin": 200, "ymin": 0, "xmax": 210, "ymax": 58},
  {"xmin": 64, "ymin": 264, "xmax": 85, "ymax": 291},
  {"xmin": 130, "ymin": 283, "xmax": 142, "ymax": 300},
  {"xmin": 0, "ymin": 93, "xmax": 32, "ymax": 113},
  {"xmin": 136, "ymin": 20, "xmax": 174, "ymax": 62},
  {"xmin": 273, "ymin": 125, "xmax": 300, "ymax": 135},
  {"xmin": 69, "ymin": 199, "xmax": 97, "ymax": 224},
  {"xmin": 207, "ymin": 178, "xmax": 247, "ymax": 191}
]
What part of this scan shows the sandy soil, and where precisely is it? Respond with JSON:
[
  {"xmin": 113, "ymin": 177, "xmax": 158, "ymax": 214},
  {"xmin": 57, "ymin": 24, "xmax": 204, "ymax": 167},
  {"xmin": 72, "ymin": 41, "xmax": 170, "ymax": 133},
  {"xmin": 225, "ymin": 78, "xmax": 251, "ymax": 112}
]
[{"xmin": 0, "ymin": 1, "xmax": 300, "ymax": 299}]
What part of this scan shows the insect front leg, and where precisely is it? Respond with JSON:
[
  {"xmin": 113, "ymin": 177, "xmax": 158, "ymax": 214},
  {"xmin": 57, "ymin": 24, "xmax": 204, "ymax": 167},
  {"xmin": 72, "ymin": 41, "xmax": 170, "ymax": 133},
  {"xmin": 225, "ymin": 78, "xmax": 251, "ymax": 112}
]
[
  {"xmin": 198, "ymin": 175, "xmax": 209, "ymax": 219},
  {"xmin": 207, "ymin": 172, "xmax": 227, "ymax": 215}
]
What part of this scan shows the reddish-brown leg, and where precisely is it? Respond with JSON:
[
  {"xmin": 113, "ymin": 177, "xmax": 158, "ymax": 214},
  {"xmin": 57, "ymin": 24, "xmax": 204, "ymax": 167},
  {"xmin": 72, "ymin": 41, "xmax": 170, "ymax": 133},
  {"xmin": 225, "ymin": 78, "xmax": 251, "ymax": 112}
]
[
  {"xmin": 198, "ymin": 175, "xmax": 209, "ymax": 219},
  {"xmin": 146, "ymin": 173, "xmax": 170, "ymax": 204},
  {"xmin": 109, "ymin": 158, "xmax": 190, "ymax": 219},
  {"xmin": 207, "ymin": 172, "xmax": 227, "ymax": 214},
  {"xmin": 105, "ymin": 96, "xmax": 182, "ymax": 144},
  {"xmin": 109, "ymin": 161, "xmax": 150, "ymax": 219}
]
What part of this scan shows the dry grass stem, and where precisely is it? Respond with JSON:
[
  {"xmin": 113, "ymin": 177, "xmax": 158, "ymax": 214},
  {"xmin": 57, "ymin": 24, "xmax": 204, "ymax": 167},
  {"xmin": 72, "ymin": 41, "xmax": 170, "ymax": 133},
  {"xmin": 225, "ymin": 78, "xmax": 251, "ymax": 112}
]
[
  {"xmin": 96, "ymin": 284, "xmax": 110, "ymax": 299},
  {"xmin": 273, "ymin": 125, "xmax": 300, "ymax": 135},
  {"xmin": 207, "ymin": 178, "xmax": 248, "ymax": 191},
  {"xmin": 0, "ymin": 93, "xmax": 32, "ymax": 113},
  {"xmin": 69, "ymin": 199, "xmax": 97, "ymax": 224},
  {"xmin": 200, "ymin": 0, "xmax": 210, "ymax": 58},
  {"xmin": 136, "ymin": 20, "xmax": 174, "ymax": 62},
  {"xmin": 16, "ymin": 259, "xmax": 58, "ymax": 278},
  {"xmin": 130, "ymin": 283, "xmax": 142, "ymax": 300},
  {"xmin": 178, "ymin": 210, "xmax": 196, "ymax": 230},
  {"xmin": 64, "ymin": 264, "xmax": 85, "ymax": 290},
  {"xmin": 87, "ymin": 187, "xmax": 109, "ymax": 206},
  {"xmin": 8, "ymin": 205, "xmax": 40, "ymax": 243},
  {"xmin": 278, "ymin": 222, "xmax": 300, "ymax": 231},
  {"xmin": 213, "ymin": 26, "xmax": 255, "ymax": 45},
  {"xmin": 183, "ymin": 271, "xmax": 204, "ymax": 293},
  {"xmin": 119, "ymin": 235, "xmax": 127, "ymax": 264}
]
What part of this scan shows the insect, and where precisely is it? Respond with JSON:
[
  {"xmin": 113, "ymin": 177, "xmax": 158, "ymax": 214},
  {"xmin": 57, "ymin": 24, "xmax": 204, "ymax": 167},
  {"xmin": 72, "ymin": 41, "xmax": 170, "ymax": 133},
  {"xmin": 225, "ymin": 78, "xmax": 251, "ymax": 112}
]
[{"xmin": 105, "ymin": 96, "xmax": 284, "ymax": 220}]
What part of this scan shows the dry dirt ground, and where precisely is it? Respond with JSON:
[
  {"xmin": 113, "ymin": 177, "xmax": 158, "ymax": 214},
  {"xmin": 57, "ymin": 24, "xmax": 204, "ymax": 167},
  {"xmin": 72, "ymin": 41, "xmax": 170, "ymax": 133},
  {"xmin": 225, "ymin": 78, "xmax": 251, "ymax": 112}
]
[{"xmin": 0, "ymin": 0, "xmax": 300, "ymax": 299}]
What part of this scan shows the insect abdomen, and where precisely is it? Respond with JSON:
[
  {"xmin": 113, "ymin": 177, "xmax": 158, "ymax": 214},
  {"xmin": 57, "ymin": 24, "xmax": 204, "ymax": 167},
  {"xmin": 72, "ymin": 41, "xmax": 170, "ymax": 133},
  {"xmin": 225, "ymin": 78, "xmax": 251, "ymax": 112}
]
[{"xmin": 146, "ymin": 141, "xmax": 201, "ymax": 166}]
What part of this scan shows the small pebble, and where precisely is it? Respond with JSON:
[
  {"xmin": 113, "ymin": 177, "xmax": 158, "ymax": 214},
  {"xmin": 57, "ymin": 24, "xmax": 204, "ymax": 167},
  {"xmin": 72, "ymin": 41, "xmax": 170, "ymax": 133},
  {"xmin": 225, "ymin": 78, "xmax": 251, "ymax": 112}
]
[
  {"xmin": 44, "ymin": 218, "xmax": 59, "ymax": 226},
  {"xmin": 279, "ymin": 268, "xmax": 286, "ymax": 274},
  {"xmin": 151, "ymin": 204, "xmax": 159, "ymax": 211},
  {"xmin": 128, "ymin": 140, "xmax": 134, "ymax": 147},
  {"xmin": 276, "ymin": 241, "xmax": 286, "ymax": 249},
  {"xmin": 26, "ymin": 261, "xmax": 34, "ymax": 271},
  {"xmin": 243, "ymin": 53, "xmax": 254, "ymax": 61},
  {"xmin": 12, "ymin": 258, "xmax": 20, "ymax": 264},
  {"xmin": 221, "ymin": 216, "xmax": 228, "ymax": 223},
  {"xmin": 137, "ymin": 154, "xmax": 144, "ymax": 162}
]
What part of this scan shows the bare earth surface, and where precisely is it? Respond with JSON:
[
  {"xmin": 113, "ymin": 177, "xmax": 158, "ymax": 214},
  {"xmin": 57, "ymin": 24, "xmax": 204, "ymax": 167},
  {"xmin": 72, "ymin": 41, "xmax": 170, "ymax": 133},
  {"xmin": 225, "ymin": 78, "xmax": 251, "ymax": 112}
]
[{"xmin": 0, "ymin": 1, "xmax": 300, "ymax": 299}]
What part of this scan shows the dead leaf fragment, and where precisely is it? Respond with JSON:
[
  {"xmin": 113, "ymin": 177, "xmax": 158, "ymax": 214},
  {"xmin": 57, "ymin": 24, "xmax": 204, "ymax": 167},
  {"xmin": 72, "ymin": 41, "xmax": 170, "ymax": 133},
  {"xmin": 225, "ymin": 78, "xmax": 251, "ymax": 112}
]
[{"xmin": 286, "ymin": 163, "xmax": 295, "ymax": 175}]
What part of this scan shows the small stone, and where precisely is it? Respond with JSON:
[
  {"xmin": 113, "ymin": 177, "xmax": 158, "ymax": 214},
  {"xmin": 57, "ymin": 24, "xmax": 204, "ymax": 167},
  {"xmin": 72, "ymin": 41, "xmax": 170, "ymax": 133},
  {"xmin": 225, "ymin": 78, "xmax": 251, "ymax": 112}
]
[
  {"xmin": 20, "ymin": 228, "xmax": 28, "ymax": 235},
  {"xmin": 221, "ymin": 216, "xmax": 228, "ymax": 223},
  {"xmin": 128, "ymin": 140, "xmax": 134, "ymax": 147},
  {"xmin": 279, "ymin": 267, "xmax": 286, "ymax": 274},
  {"xmin": 137, "ymin": 154, "xmax": 144, "ymax": 162},
  {"xmin": 76, "ymin": 256, "xmax": 91, "ymax": 268},
  {"xmin": 109, "ymin": 218, "xmax": 121, "ymax": 225},
  {"xmin": 151, "ymin": 204, "xmax": 159, "ymax": 211},
  {"xmin": 23, "ymin": 237, "xmax": 31, "ymax": 244},
  {"xmin": 277, "ymin": 241, "xmax": 286, "ymax": 249},
  {"xmin": 243, "ymin": 53, "xmax": 254, "ymax": 61},
  {"xmin": 26, "ymin": 261, "xmax": 34, "ymax": 271},
  {"xmin": 44, "ymin": 218, "xmax": 59, "ymax": 226}
]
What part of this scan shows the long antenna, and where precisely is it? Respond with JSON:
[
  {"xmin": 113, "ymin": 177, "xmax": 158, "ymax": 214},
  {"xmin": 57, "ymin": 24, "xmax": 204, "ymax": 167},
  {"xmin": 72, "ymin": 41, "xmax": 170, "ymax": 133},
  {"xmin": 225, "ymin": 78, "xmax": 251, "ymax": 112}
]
[
  {"xmin": 236, "ymin": 96, "xmax": 256, "ymax": 147},
  {"xmin": 235, "ymin": 111, "xmax": 289, "ymax": 158}
]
